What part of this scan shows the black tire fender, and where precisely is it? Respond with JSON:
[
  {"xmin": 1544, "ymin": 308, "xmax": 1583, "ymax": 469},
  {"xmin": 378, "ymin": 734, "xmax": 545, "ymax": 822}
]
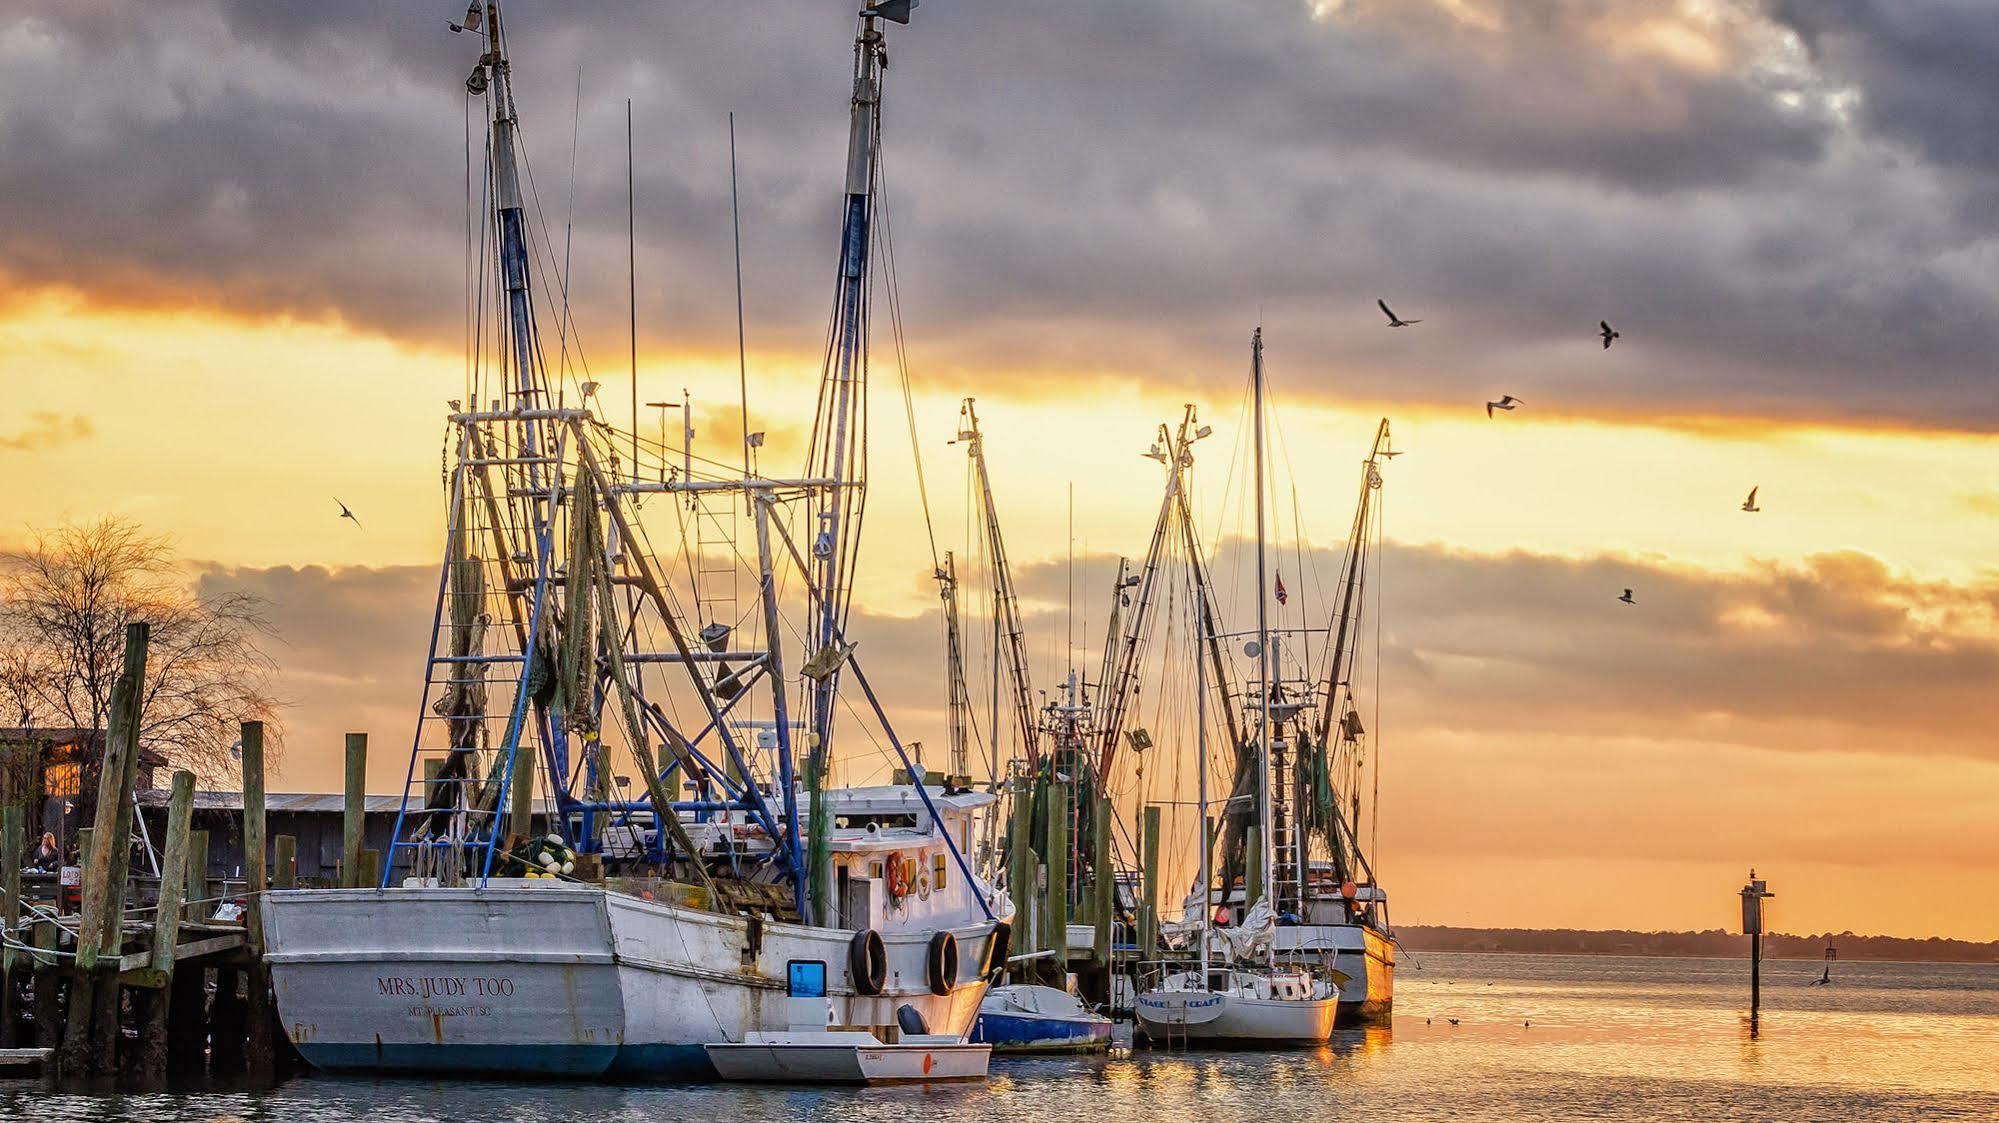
[
  {"xmin": 982, "ymin": 920, "xmax": 1012, "ymax": 977},
  {"xmin": 926, "ymin": 930, "xmax": 960, "ymax": 996},
  {"xmin": 849, "ymin": 927, "xmax": 888, "ymax": 996}
]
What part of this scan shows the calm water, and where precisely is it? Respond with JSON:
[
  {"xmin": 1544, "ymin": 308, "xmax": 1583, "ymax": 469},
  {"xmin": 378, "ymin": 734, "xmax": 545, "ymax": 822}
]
[{"xmin": 8, "ymin": 952, "xmax": 1998, "ymax": 1121}]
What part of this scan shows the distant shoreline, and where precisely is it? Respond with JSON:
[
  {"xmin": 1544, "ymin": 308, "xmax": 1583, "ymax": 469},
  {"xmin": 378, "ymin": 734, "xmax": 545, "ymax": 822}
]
[{"xmin": 1394, "ymin": 925, "xmax": 1999, "ymax": 965}]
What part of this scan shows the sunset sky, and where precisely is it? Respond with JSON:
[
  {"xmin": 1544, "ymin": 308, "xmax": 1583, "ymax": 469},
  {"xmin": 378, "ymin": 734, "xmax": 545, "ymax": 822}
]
[{"xmin": 6, "ymin": 1, "xmax": 1999, "ymax": 940}]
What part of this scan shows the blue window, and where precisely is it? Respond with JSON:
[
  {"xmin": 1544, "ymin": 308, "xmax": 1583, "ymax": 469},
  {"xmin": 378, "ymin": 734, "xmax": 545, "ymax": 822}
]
[{"xmin": 788, "ymin": 960, "xmax": 827, "ymax": 998}]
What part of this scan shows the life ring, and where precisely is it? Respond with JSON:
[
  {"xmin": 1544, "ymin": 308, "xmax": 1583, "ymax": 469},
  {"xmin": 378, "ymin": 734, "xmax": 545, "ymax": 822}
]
[
  {"xmin": 982, "ymin": 921, "xmax": 1012, "ymax": 977},
  {"xmin": 915, "ymin": 866, "xmax": 933, "ymax": 901},
  {"xmin": 886, "ymin": 853, "xmax": 912, "ymax": 899},
  {"xmin": 926, "ymin": 930, "xmax": 960, "ymax": 996},
  {"xmin": 849, "ymin": 928, "xmax": 887, "ymax": 996}
]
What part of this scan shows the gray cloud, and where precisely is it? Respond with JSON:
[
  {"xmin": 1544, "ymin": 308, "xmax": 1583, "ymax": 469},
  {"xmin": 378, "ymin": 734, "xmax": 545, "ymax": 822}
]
[
  {"xmin": 5, "ymin": 2, "xmax": 1996, "ymax": 431},
  {"xmin": 211, "ymin": 533, "xmax": 1999, "ymax": 795},
  {"xmin": 1772, "ymin": 1, "xmax": 1999, "ymax": 178}
]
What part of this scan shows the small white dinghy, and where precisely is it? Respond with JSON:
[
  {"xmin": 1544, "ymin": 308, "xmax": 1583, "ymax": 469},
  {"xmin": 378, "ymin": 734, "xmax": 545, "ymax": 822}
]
[
  {"xmin": 704, "ymin": 997, "xmax": 990, "ymax": 1085},
  {"xmin": 705, "ymin": 1030, "xmax": 990, "ymax": 1085}
]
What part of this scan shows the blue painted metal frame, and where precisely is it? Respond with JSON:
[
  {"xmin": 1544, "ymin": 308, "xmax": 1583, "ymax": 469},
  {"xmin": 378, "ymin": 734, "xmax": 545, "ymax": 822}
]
[{"xmin": 382, "ymin": 442, "xmax": 469, "ymax": 888}]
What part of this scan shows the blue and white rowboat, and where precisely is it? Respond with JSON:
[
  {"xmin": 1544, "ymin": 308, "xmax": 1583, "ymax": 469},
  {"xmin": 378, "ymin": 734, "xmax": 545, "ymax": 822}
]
[{"xmin": 970, "ymin": 984, "xmax": 1112, "ymax": 1054}]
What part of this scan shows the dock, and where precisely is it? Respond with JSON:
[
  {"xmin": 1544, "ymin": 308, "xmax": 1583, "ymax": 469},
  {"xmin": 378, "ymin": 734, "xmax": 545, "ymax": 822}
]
[{"xmin": 0, "ymin": 624, "xmax": 369, "ymax": 1090}]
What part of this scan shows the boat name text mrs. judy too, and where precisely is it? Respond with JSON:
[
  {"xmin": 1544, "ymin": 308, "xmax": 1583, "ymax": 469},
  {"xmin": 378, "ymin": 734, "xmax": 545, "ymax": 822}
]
[{"xmin": 376, "ymin": 976, "xmax": 517, "ymax": 1000}]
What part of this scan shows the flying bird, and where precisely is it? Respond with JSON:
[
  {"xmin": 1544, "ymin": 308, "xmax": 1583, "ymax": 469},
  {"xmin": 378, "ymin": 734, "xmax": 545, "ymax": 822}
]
[
  {"xmin": 1378, "ymin": 299, "xmax": 1422, "ymax": 328},
  {"xmin": 336, "ymin": 498, "xmax": 363, "ymax": 530},
  {"xmin": 1741, "ymin": 486, "xmax": 1761, "ymax": 513},
  {"xmin": 1600, "ymin": 320, "xmax": 1620, "ymax": 349},
  {"xmin": 1618, "ymin": 588, "xmax": 1635, "ymax": 605},
  {"xmin": 1447, "ymin": 1018, "xmax": 1460, "ymax": 1026},
  {"xmin": 1486, "ymin": 395, "xmax": 1524, "ymax": 418}
]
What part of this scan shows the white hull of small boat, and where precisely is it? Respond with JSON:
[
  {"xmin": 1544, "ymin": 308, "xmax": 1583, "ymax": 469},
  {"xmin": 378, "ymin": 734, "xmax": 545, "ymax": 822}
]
[
  {"xmin": 1134, "ymin": 990, "xmax": 1338, "ymax": 1046},
  {"xmin": 705, "ymin": 1031, "xmax": 991, "ymax": 1084}
]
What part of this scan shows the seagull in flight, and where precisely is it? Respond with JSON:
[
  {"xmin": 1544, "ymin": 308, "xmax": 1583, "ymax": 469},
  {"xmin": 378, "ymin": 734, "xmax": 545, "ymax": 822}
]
[
  {"xmin": 1618, "ymin": 588, "xmax": 1635, "ymax": 605},
  {"xmin": 1486, "ymin": 395, "xmax": 1524, "ymax": 418},
  {"xmin": 335, "ymin": 498, "xmax": 363, "ymax": 530},
  {"xmin": 1741, "ymin": 486, "xmax": 1761, "ymax": 513},
  {"xmin": 1600, "ymin": 320, "xmax": 1620, "ymax": 349},
  {"xmin": 1378, "ymin": 299, "xmax": 1422, "ymax": 328}
]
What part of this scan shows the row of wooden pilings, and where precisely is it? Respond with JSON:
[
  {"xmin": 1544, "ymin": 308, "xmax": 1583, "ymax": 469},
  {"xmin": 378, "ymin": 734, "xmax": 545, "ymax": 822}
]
[
  {"xmin": 1006, "ymin": 776, "xmax": 1166, "ymax": 1001},
  {"xmin": 1, "ymin": 623, "xmax": 378, "ymax": 1090}
]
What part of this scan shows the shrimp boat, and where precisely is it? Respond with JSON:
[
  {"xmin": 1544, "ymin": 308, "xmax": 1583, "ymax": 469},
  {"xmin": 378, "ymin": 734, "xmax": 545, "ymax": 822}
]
[
  {"xmin": 1135, "ymin": 329, "xmax": 1395, "ymax": 1043},
  {"xmin": 263, "ymin": 0, "xmax": 1008, "ymax": 1079}
]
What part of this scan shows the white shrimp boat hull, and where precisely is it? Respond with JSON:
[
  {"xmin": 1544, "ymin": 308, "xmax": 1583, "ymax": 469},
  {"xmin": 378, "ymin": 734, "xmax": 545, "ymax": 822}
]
[
  {"xmin": 706, "ymin": 1031, "xmax": 989, "ymax": 1084},
  {"xmin": 1134, "ymin": 988, "xmax": 1338, "ymax": 1046},
  {"xmin": 264, "ymin": 885, "xmax": 998, "ymax": 1079},
  {"xmin": 1274, "ymin": 920, "xmax": 1396, "ymax": 1022}
]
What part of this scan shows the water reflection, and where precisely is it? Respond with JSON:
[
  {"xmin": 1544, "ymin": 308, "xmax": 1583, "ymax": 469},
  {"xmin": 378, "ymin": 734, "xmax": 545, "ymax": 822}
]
[{"xmin": 7, "ymin": 955, "xmax": 1999, "ymax": 1123}]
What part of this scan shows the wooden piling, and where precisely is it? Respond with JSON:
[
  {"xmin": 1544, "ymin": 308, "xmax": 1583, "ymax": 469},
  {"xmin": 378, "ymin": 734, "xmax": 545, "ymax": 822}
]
[
  {"xmin": 1092, "ymin": 794, "xmax": 1114, "ymax": 969},
  {"xmin": 360, "ymin": 848, "xmax": 382, "ymax": 890},
  {"xmin": 343, "ymin": 733, "xmax": 368, "ymax": 888},
  {"xmin": 242, "ymin": 722, "xmax": 268, "ymax": 948},
  {"xmin": 1007, "ymin": 776, "xmax": 1035, "ymax": 964},
  {"xmin": 59, "ymin": 621, "xmax": 148, "ymax": 1082},
  {"xmin": 30, "ymin": 921, "xmax": 59, "ymax": 1051},
  {"xmin": 1245, "ymin": 831, "xmax": 1263, "ymax": 913},
  {"xmin": 186, "ymin": 830, "xmax": 208, "ymax": 922},
  {"xmin": 136, "ymin": 770, "xmax": 195, "ymax": 1089},
  {"xmin": 1042, "ymin": 781, "xmax": 1071, "ymax": 984},
  {"xmin": 209, "ymin": 966, "xmax": 244, "ymax": 1077},
  {"xmin": 1, "ymin": 803, "xmax": 20, "ymax": 1048},
  {"xmin": 273, "ymin": 836, "xmax": 296, "ymax": 890},
  {"xmin": 508, "ymin": 729, "xmax": 534, "ymax": 841},
  {"xmin": 167, "ymin": 965, "xmax": 208, "ymax": 1076},
  {"xmin": 1139, "ymin": 803, "xmax": 1161, "ymax": 961},
  {"xmin": 239, "ymin": 721, "xmax": 275, "ymax": 1083}
]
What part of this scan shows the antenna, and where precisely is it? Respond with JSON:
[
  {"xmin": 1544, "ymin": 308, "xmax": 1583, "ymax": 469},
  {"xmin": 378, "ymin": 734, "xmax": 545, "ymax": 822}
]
[
  {"xmin": 730, "ymin": 112, "xmax": 751, "ymax": 486},
  {"xmin": 558, "ymin": 66, "xmax": 582, "ymax": 392},
  {"xmin": 627, "ymin": 99, "xmax": 639, "ymax": 482},
  {"xmin": 1067, "ymin": 481, "xmax": 1075, "ymax": 671}
]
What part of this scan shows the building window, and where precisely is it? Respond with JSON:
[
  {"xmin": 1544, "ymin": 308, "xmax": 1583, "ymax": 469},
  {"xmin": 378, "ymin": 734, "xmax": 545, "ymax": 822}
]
[{"xmin": 45, "ymin": 761, "xmax": 81, "ymax": 798}]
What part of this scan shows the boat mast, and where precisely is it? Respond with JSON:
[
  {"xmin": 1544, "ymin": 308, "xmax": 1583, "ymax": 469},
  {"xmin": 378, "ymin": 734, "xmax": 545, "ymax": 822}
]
[
  {"xmin": 958, "ymin": 398, "xmax": 1038, "ymax": 769},
  {"xmin": 1250, "ymin": 328, "xmax": 1277, "ymax": 917},
  {"xmin": 799, "ymin": 0, "xmax": 911, "ymax": 925},
  {"xmin": 940, "ymin": 552, "xmax": 970, "ymax": 780},
  {"xmin": 1196, "ymin": 577, "xmax": 1213, "ymax": 973}
]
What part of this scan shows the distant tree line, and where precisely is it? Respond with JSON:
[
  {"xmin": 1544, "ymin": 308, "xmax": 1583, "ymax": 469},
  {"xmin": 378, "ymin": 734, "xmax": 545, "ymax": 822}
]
[{"xmin": 1397, "ymin": 926, "xmax": 1999, "ymax": 964}]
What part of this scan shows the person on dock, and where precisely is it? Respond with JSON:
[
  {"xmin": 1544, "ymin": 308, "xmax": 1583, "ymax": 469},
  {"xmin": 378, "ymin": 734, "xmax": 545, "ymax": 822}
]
[{"xmin": 29, "ymin": 831, "xmax": 59, "ymax": 872}]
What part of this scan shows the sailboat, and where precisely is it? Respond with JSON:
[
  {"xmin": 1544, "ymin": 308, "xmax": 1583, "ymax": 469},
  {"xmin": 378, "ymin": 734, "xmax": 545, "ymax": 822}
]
[
  {"xmin": 1134, "ymin": 329, "xmax": 1344, "ymax": 1046},
  {"xmin": 261, "ymin": 0, "xmax": 1007, "ymax": 1079},
  {"xmin": 1175, "ymin": 335, "xmax": 1398, "ymax": 1027}
]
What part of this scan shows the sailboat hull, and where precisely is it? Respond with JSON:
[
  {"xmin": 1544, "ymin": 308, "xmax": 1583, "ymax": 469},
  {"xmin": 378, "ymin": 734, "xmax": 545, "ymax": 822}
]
[
  {"xmin": 1133, "ymin": 990, "xmax": 1338, "ymax": 1046},
  {"xmin": 264, "ymin": 886, "xmax": 997, "ymax": 1080}
]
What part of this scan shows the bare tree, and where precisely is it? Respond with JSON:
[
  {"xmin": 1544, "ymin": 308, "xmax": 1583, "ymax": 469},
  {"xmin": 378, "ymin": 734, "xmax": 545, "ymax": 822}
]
[{"xmin": 0, "ymin": 517, "xmax": 280, "ymax": 778}]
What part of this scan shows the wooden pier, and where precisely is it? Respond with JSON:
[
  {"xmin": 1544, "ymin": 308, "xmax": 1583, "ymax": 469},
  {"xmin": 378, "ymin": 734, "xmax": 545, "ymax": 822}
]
[{"xmin": 0, "ymin": 624, "xmax": 369, "ymax": 1090}]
